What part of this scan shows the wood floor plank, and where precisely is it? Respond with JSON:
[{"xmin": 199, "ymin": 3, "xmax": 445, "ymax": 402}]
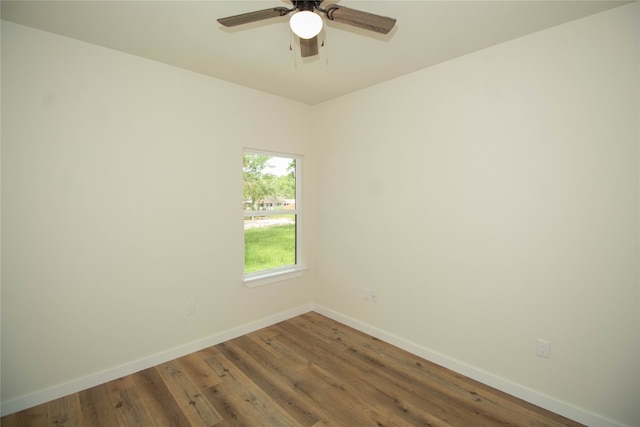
[
  {"xmin": 273, "ymin": 321, "xmax": 465, "ymax": 426},
  {"xmin": 216, "ymin": 336, "xmax": 319, "ymax": 426},
  {"xmin": 204, "ymin": 347, "xmax": 303, "ymax": 427},
  {"xmin": 301, "ymin": 361, "xmax": 419, "ymax": 427},
  {"xmin": 252, "ymin": 328, "xmax": 370, "ymax": 422},
  {"xmin": 155, "ymin": 360, "xmax": 223, "ymax": 426},
  {"xmin": 1, "ymin": 312, "xmax": 585, "ymax": 427},
  {"xmin": 339, "ymin": 337, "xmax": 510, "ymax": 426},
  {"xmin": 132, "ymin": 367, "xmax": 192, "ymax": 427},
  {"xmin": 48, "ymin": 392, "xmax": 85, "ymax": 426},
  {"xmin": 107, "ymin": 376, "xmax": 157, "ymax": 426},
  {"xmin": 344, "ymin": 327, "xmax": 572, "ymax": 427},
  {"xmin": 295, "ymin": 315, "xmax": 488, "ymax": 412},
  {"xmin": 178, "ymin": 351, "xmax": 223, "ymax": 390},
  {"xmin": 255, "ymin": 322, "xmax": 422, "ymax": 426},
  {"xmin": 0, "ymin": 402, "xmax": 48, "ymax": 427},
  {"xmin": 249, "ymin": 325, "xmax": 317, "ymax": 369},
  {"xmin": 0, "ymin": 413, "xmax": 17, "ymax": 426},
  {"xmin": 283, "ymin": 314, "xmax": 354, "ymax": 352},
  {"xmin": 201, "ymin": 381, "xmax": 249, "ymax": 427},
  {"xmin": 274, "ymin": 317, "xmax": 552, "ymax": 427},
  {"xmin": 78, "ymin": 383, "xmax": 121, "ymax": 427},
  {"xmin": 27, "ymin": 403, "xmax": 50, "ymax": 427}
]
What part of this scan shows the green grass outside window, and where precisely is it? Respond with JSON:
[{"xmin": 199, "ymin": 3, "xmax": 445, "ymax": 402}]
[{"xmin": 244, "ymin": 224, "xmax": 296, "ymax": 273}]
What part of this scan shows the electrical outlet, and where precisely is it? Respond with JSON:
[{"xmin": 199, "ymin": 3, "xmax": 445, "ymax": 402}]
[
  {"xmin": 361, "ymin": 288, "xmax": 378, "ymax": 303},
  {"xmin": 370, "ymin": 290, "xmax": 378, "ymax": 303},
  {"xmin": 186, "ymin": 301, "xmax": 196, "ymax": 316},
  {"xmin": 536, "ymin": 339, "xmax": 551, "ymax": 358},
  {"xmin": 362, "ymin": 288, "xmax": 378, "ymax": 303}
]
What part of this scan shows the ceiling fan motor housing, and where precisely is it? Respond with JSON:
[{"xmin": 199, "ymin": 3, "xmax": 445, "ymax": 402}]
[{"xmin": 292, "ymin": 1, "xmax": 323, "ymax": 13}]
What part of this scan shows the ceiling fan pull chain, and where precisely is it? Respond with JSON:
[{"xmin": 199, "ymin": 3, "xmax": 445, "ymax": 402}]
[
  {"xmin": 290, "ymin": 31, "xmax": 298, "ymax": 67},
  {"xmin": 323, "ymin": 38, "xmax": 329, "ymax": 65}
]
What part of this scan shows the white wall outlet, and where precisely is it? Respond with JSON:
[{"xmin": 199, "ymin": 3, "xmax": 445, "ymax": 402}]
[
  {"xmin": 536, "ymin": 338, "xmax": 551, "ymax": 358},
  {"xmin": 370, "ymin": 289, "xmax": 378, "ymax": 303},
  {"xmin": 186, "ymin": 301, "xmax": 196, "ymax": 316},
  {"xmin": 362, "ymin": 288, "xmax": 378, "ymax": 303}
]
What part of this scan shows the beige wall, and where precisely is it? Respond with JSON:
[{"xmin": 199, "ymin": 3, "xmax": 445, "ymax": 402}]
[
  {"xmin": 312, "ymin": 4, "xmax": 639, "ymax": 426},
  {"xmin": 1, "ymin": 21, "xmax": 314, "ymax": 407}
]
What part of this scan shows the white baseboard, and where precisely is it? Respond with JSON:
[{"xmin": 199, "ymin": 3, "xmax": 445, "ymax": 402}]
[
  {"xmin": 312, "ymin": 304, "xmax": 627, "ymax": 427},
  {"xmin": 0, "ymin": 304, "xmax": 313, "ymax": 417}
]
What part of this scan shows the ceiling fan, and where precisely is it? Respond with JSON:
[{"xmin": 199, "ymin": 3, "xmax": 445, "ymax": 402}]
[{"xmin": 217, "ymin": 1, "xmax": 396, "ymax": 58}]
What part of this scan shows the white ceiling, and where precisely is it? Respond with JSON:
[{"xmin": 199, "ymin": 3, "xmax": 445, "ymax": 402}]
[{"xmin": 1, "ymin": 0, "xmax": 630, "ymax": 105}]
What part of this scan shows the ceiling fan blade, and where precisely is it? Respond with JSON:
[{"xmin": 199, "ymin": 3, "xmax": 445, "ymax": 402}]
[
  {"xmin": 300, "ymin": 36, "xmax": 319, "ymax": 57},
  {"xmin": 325, "ymin": 4, "xmax": 396, "ymax": 34},
  {"xmin": 217, "ymin": 7, "xmax": 291, "ymax": 27}
]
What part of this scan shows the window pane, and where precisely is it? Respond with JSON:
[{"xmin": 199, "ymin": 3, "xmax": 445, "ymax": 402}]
[
  {"xmin": 243, "ymin": 154, "xmax": 295, "ymax": 212},
  {"xmin": 244, "ymin": 214, "xmax": 296, "ymax": 273}
]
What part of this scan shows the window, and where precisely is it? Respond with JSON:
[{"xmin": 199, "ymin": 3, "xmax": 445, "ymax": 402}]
[{"xmin": 243, "ymin": 149, "xmax": 304, "ymax": 286}]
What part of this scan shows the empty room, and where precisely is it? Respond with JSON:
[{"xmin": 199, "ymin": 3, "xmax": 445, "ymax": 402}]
[{"xmin": 1, "ymin": 1, "xmax": 639, "ymax": 426}]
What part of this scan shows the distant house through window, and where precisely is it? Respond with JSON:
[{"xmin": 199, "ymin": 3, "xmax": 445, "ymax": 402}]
[{"xmin": 243, "ymin": 149, "xmax": 303, "ymax": 285}]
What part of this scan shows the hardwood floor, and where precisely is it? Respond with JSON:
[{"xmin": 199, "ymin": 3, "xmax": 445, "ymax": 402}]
[{"xmin": 1, "ymin": 312, "xmax": 583, "ymax": 426}]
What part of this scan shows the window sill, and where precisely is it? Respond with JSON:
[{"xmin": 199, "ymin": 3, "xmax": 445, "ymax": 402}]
[{"xmin": 243, "ymin": 266, "xmax": 307, "ymax": 288}]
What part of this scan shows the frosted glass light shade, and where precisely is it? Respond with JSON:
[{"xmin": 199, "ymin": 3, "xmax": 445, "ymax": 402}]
[{"xmin": 289, "ymin": 11, "xmax": 323, "ymax": 39}]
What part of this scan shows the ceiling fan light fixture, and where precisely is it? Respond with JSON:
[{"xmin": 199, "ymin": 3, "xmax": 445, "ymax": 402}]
[{"xmin": 289, "ymin": 10, "xmax": 323, "ymax": 39}]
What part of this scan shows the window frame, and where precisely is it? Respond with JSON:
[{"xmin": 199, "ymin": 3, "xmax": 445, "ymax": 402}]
[{"xmin": 242, "ymin": 149, "xmax": 306, "ymax": 287}]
